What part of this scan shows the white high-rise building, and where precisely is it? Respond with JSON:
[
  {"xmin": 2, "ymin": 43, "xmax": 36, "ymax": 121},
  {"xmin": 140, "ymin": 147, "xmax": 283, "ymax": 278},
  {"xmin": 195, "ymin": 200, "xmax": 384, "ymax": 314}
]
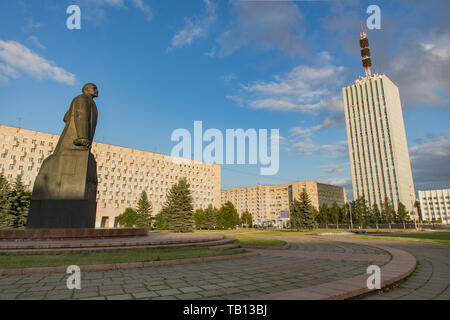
[{"xmin": 342, "ymin": 26, "xmax": 415, "ymax": 213}]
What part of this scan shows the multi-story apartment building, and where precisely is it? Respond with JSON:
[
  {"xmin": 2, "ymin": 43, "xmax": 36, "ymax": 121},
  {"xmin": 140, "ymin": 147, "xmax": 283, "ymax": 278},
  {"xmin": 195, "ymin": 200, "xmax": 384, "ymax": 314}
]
[
  {"xmin": 418, "ymin": 189, "xmax": 450, "ymax": 224},
  {"xmin": 221, "ymin": 181, "xmax": 346, "ymax": 225},
  {"xmin": 342, "ymin": 26, "xmax": 415, "ymax": 213},
  {"xmin": 0, "ymin": 124, "xmax": 221, "ymax": 228}
]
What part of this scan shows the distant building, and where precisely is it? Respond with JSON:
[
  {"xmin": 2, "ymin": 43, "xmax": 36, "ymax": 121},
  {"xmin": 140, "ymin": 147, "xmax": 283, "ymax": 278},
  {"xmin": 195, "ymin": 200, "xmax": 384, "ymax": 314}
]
[
  {"xmin": 418, "ymin": 189, "xmax": 450, "ymax": 224},
  {"xmin": 342, "ymin": 24, "xmax": 415, "ymax": 213},
  {"xmin": 0, "ymin": 124, "xmax": 221, "ymax": 228},
  {"xmin": 221, "ymin": 181, "xmax": 346, "ymax": 226}
]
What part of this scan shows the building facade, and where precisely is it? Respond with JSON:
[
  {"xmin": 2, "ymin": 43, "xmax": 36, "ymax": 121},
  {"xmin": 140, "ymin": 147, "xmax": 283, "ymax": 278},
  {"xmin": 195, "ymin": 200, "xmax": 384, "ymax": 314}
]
[
  {"xmin": 0, "ymin": 124, "xmax": 221, "ymax": 228},
  {"xmin": 221, "ymin": 181, "xmax": 346, "ymax": 226},
  {"xmin": 342, "ymin": 27, "xmax": 415, "ymax": 213},
  {"xmin": 418, "ymin": 189, "xmax": 450, "ymax": 224}
]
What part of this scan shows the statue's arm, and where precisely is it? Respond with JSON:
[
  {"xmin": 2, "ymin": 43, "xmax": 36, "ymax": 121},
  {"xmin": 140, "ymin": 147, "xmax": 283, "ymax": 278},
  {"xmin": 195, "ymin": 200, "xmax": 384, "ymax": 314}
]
[{"xmin": 73, "ymin": 96, "xmax": 91, "ymax": 148}]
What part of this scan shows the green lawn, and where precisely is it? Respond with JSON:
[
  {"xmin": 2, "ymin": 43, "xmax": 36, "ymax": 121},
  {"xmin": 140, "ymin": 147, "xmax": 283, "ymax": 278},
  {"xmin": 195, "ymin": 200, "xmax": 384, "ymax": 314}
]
[
  {"xmin": 0, "ymin": 247, "xmax": 247, "ymax": 269},
  {"xmin": 360, "ymin": 232, "xmax": 450, "ymax": 244},
  {"xmin": 234, "ymin": 236, "xmax": 287, "ymax": 247}
]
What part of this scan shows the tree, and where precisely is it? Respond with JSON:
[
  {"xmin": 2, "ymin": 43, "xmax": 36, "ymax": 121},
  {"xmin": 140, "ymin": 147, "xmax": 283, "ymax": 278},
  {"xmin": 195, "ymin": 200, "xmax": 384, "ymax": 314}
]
[
  {"xmin": 115, "ymin": 208, "xmax": 137, "ymax": 228},
  {"xmin": 0, "ymin": 171, "xmax": 11, "ymax": 228},
  {"xmin": 135, "ymin": 191, "xmax": 152, "ymax": 229},
  {"xmin": 353, "ymin": 196, "xmax": 370, "ymax": 228},
  {"xmin": 372, "ymin": 203, "xmax": 382, "ymax": 229},
  {"xmin": 397, "ymin": 202, "xmax": 409, "ymax": 228},
  {"xmin": 193, "ymin": 209, "xmax": 206, "ymax": 230},
  {"xmin": 163, "ymin": 178, "xmax": 194, "ymax": 233},
  {"xmin": 340, "ymin": 203, "xmax": 350, "ymax": 226},
  {"xmin": 329, "ymin": 202, "xmax": 341, "ymax": 229},
  {"xmin": 318, "ymin": 203, "xmax": 330, "ymax": 228},
  {"xmin": 204, "ymin": 204, "xmax": 217, "ymax": 230},
  {"xmin": 240, "ymin": 210, "xmax": 253, "ymax": 228},
  {"xmin": 1, "ymin": 174, "xmax": 31, "ymax": 229},
  {"xmin": 218, "ymin": 202, "xmax": 240, "ymax": 230},
  {"xmin": 154, "ymin": 208, "xmax": 169, "ymax": 230},
  {"xmin": 382, "ymin": 197, "xmax": 395, "ymax": 229},
  {"xmin": 290, "ymin": 190, "xmax": 316, "ymax": 231}
]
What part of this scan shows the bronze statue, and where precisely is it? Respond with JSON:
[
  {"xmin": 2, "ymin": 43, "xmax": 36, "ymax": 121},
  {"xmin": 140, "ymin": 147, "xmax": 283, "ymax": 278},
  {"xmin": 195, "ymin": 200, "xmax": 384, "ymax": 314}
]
[{"xmin": 27, "ymin": 83, "xmax": 99, "ymax": 229}]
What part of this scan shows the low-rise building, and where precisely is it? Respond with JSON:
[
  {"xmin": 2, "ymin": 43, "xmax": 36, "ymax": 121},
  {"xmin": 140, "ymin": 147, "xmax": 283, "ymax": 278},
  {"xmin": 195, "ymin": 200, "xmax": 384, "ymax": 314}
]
[
  {"xmin": 418, "ymin": 189, "xmax": 450, "ymax": 224},
  {"xmin": 221, "ymin": 181, "xmax": 347, "ymax": 226},
  {"xmin": 0, "ymin": 124, "xmax": 221, "ymax": 228}
]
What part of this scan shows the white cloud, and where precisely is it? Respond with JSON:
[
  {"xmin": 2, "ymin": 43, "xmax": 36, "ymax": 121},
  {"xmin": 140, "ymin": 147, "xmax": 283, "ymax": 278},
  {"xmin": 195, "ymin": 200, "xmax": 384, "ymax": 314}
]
[
  {"xmin": 170, "ymin": 0, "xmax": 217, "ymax": 49},
  {"xmin": 321, "ymin": 164, "xmax": 344, "ymax": 174},
  {"xmin": 28, "ymin": 36, "xmax": 46, "ymax": 50},
  {"xmin": 231, "ymin": 64, "xmax": 345, "ymax": 113},
  {"xmin": 75, "ymin": 0, "xmax": 152, "ymax": 21},
  {"xmin": 318, "ymin": 140, "xmax": 348, "ymax": 159},
  {"xmin": 319, "ymin": 177, "xmax": 352, "ymax": 188},
  {"xmin": 131, "ymin": 0, "xmax": 153, "ymax": 20},
  {"xmin": 0, "ymin": 40, "xmax": 75, "ymax": 85}
]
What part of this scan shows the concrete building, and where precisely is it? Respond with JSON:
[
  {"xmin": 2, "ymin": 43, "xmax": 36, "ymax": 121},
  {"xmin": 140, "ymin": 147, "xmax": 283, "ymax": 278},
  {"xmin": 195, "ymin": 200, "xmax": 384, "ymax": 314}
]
[
  {"xmin": 0, "ymin": 124, "xmax": 221, "ymax": 228},
  {"xmin": 418, "ymin": 189, "xmax": 450, "ymax": 224},
  {"xmin": 221, "ymin": 181, "xmax": 346, "ymax": 226},
  {"xmin": 342, "ymin": 26, "xmax": 415, "ymax": 213}
]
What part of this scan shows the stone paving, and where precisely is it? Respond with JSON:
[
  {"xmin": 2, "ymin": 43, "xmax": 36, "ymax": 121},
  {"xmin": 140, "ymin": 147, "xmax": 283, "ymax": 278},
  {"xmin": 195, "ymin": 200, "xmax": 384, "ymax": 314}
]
[
  {"xmin": 359, "ymin": 240, "xmax": 450, "ymax": 300},
  {"xmin": 0, "ymin": 237, "xmax": 390, "ymax": 300}
]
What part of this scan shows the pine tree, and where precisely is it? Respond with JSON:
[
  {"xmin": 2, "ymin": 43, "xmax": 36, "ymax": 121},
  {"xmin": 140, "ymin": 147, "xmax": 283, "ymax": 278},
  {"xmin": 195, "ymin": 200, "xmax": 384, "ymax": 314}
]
[
  {"xmin": 372, "ymin": 203, "xmax": 382, "ymax": 229},
  {"xmin": 397, "ymin": 202, "xmax": 409, "ymax": 228},
  {"xmin": 290, "ymin": 190, "xmax": 316, "ymax": 231},
  {"xmin": 2, "ymin": 174, "xmax": 31, "ymax": 229},
  {"xmin": 382, "ymin": 197, "xmax": 395, "ymax": 229},
  {"xmin": 163, "ymin": 178, "xmax": 194, "ymax": 233},
  {"xmin": 193, "ymin": 209, "xmax": 206, "ymax": 230},
  {"xmin": 204, "ymin": 204, "xmax": 217, "ymax": 230},
  {"xmin": 329, "ymin": 202, "xmax": 341, "ymax": 229},
  {"xmin": 135, "ymin": 191, "xmax": 152, "ymax": 229},
  {"xmin": 318, "ymin": 203, "xmax": 330, "ymax": 228},
  {"xmin": 0, "ymin": 171, "xmax": 11, "ymax": 228}
]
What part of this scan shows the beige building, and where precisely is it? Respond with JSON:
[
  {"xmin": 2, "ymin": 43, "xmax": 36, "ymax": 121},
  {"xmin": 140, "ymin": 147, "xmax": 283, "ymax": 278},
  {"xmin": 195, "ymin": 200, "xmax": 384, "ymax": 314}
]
[
  {"xmin": 221, "ymin": 181, "xmax": 346, "ymax": 225},
  {"xmin": 418, "ymin": 189, "xmax": 450, "ymax": 224},
  {"xmin": 0, "ymin": 124, "xmax": 221, "ymax": 228},
  {"xmin": 342, "ymin": 73, "xmax": 416, "ymax": 213}
]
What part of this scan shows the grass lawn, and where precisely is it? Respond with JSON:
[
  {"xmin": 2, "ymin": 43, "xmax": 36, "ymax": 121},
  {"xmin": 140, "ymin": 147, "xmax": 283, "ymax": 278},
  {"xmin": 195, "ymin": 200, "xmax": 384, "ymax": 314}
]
[
  {"xmin": 360, "ymin": 232, "xmax": 450, "ymax": 244},
  {"xmin": 234, "ymin": 236, "xmax": 287, "ymax": 247},
  {"xmin": 0, "ymin": 247, "xmax": 247, "ymax": 269}
]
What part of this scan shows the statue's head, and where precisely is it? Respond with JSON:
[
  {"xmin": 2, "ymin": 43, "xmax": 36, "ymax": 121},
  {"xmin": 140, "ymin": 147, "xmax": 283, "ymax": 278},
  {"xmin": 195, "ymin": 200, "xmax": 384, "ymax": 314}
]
[{"xmin": 82, "ymin": 83, "xmax": 98, "ymax": 98}]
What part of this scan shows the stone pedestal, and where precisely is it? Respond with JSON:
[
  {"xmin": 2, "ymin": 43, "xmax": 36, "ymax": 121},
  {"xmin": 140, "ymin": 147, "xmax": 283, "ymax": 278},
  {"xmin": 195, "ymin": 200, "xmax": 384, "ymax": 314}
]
[{"xmin": 26, "ymin": 150, "xmax": 98, "ymax": 229}]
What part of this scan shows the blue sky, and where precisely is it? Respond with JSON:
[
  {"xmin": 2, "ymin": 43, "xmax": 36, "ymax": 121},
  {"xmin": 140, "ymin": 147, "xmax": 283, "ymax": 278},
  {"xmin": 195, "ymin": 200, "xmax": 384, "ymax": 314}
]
[{"xmin": 1, "ymin": 0, "xmax": 449, "ymax": 199}]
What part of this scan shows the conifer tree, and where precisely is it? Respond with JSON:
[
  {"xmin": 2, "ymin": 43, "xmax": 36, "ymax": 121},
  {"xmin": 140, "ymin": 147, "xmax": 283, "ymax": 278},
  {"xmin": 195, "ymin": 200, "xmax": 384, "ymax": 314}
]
[
  {"xmin": 154, "ymin": 208, "xmax": 169, "ymax": 230},
  {"xmin": 318, "ymin": 203, "xmax": 330, "ymax": 228},
  {"xmin": 2, "ymin": 174, "xmax": 31, "ymax": 229},
  {"xmin": 382, "ymin": 197, "xmax": 395, "ymax": 229},
  {"xmin": 204, "ymin": 204, "xmax": 217, "ymax": 230},
  {"xmin": 396, "ymin": 202, "xmax": 409, "ymax": 228},
  {"xmin": 372, "ymin": 203, "xmax": 382, "ymax": 229},
  {"xmin": 290, "ymin": 190, "xmax": 316, "ymax": 231},
  {"xmin": 329, "ymin": 202, "xmax": 341, "ymax": 229},
  {"xmin": 0, "ymin": 171, "xmax": 11, "ymax": 228},
  {"xmin": 135, "ymin": 190, "xmax": 152, "ymax": 229},
  {"xmin": 163, "ymin": 178, "xmax": 194, "ymax": 233}
]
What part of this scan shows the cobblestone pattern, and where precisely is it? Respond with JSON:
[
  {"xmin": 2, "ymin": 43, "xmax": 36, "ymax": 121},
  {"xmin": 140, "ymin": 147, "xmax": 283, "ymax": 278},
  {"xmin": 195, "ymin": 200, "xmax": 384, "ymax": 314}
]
[
  {"xmin": 0, "ymin": 239, "xmax": 388, "ymax": 300},
  {"xmin": 360, "ymin": 241, "xmax": 450, "ymax": 300}
]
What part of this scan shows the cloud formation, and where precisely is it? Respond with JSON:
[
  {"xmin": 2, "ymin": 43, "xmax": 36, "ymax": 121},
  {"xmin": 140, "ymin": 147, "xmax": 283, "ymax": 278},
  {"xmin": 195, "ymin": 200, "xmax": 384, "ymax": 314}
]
[
  {"xmin": 0, "ymin": 40, "xmax": 75, "ymax": 85},
  {"xmin": 170, "ymin": 0, "xmax": 217, "ymax": 50}
]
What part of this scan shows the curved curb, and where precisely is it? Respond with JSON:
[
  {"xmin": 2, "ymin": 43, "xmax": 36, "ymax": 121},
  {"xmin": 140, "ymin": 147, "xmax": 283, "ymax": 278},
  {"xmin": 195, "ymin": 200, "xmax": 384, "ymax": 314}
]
[
  {"xmin": 0, "ymin": 251, "xmax": 259, "ymax": 276},
  {"xmin": 239, "ymin": 243, "xmax": 291, "ymax": 250},
  {"xmin": 249, "ymin": 241, "xmax": 416, "ymax": 300}
]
